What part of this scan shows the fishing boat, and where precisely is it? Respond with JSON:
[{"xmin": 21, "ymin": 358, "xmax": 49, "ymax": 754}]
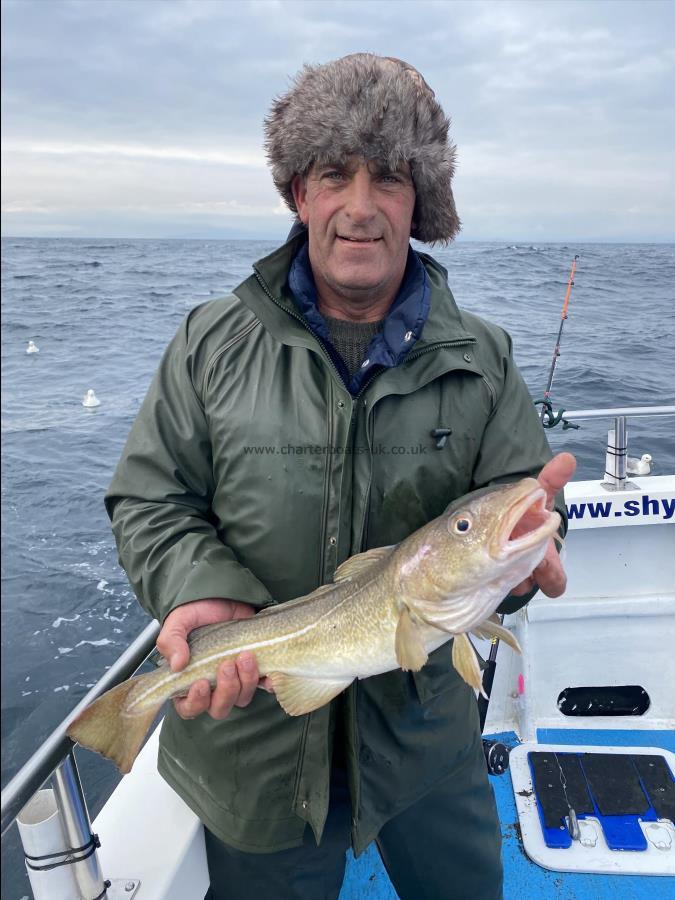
[{"xmin": 1, "ymin": 404, "xmax": 673, "ymax": 899}]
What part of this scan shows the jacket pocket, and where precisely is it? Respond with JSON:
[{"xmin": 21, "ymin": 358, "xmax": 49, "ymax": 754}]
[{"xmin": 412, "ymin": 641, "xmax": 463, "ymax": 704}]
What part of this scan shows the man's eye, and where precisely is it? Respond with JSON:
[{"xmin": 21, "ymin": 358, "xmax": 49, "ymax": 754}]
[
  {"xmin": 324, "ymin": 171, "xmax": 344, "ymax": 181},
  {"xmin": 380, "ymin": 174, "xmax": 401, "ymax": 184}
]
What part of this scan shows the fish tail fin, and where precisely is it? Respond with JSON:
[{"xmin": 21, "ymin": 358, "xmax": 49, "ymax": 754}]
[{"xmin": 67, "ymin": 673, "xmax": 161, "ymax": 774}]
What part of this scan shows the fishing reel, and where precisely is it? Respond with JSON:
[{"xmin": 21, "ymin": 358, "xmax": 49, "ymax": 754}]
[
  {"xmin": 482, "ymin": 739, "xmax": 510, "ymax": 776},
  {"xmin": 534, "ymin": 399, "xmax": 579, "ymax": 431}
]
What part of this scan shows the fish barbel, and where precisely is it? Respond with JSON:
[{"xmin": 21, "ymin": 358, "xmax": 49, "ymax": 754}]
[{"xmin": 67, "ymin": 477, "xmax": 560, "ymax": 773}]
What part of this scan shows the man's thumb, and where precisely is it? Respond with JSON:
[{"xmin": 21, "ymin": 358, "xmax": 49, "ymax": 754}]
[{"xmin": 159, "ymin": 621, "xmax": 190, "ymax": 672}]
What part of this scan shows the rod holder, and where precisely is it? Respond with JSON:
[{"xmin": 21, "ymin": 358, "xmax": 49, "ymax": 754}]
[
  {"xmin": 601, "ymin": 417, "xmax": 638, "ymax": 491},
  {"xmin": 52, "ymin": 751, "xmax": 107, "ymax": 899},
  {"xmin": 16, "ymin": 789, "xmax": 80, "ymax": 899}
]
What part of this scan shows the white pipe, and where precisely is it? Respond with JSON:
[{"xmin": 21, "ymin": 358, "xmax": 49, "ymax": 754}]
[{"xmin": 16, "ymin": 789, "xmax": 80, "ymax": 900}]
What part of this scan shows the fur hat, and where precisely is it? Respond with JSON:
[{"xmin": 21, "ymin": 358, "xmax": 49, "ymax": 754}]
[{"xmin": 264, "ymin": 53, "xmax": 460, "ymax": 245}]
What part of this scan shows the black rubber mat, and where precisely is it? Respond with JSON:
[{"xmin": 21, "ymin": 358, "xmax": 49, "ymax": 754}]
[
  {"xmin": 632, "ymin": 754, "xmax": 675, "ymax": 822},
  {"xmin": 581, "ymin": 753, "xmax": 650, "ymax": 816},
  {"xmin": 529, "ymin": 752, "xmax": 594, "ymax": 829}
]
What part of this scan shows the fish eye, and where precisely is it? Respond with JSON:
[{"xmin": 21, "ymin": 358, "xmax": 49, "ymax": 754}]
[{"xmin": 449, "ymin": 515, "xmax": 472, "ymax": 534}]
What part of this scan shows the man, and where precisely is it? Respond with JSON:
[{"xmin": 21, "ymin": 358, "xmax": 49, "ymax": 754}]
[{"xmin": 106, "ymin": 54, "xmax": 574, "ymax": 899}]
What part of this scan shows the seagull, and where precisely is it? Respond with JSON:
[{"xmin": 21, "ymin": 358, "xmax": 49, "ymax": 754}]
[
  {"xmin": 82, "ymin": 389, "xmax": 101, "ymax": 409},
  {"xmin": 626, "ymin": 453, "xmax": 652, "ymax": 476},
  {"xmin": 26, "ymin": 340, "xmax": 39, "ymax": 354}
]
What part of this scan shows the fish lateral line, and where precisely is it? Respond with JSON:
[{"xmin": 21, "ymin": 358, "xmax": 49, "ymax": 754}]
[{"xmin": 131, "ymin": 585, "xmax": 366, "ymax": 709}]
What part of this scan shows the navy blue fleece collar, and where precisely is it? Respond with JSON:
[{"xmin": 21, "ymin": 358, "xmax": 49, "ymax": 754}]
[{"xmin": 288, "ymin": 242, "xmax": 430, "ymax": 395}]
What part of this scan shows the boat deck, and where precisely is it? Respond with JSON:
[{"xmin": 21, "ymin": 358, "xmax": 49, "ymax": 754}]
[{"xmin": 338, "ymin": 728, "xmax": 675, "ymax": 900}]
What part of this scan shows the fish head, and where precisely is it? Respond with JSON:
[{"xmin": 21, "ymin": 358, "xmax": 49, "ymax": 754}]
[{"xmin": 400, "ymin": 478, "xmax": 561, "ymax": 631}]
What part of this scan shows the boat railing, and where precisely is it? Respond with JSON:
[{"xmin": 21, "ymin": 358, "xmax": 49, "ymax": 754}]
[
  {"xmin": 545, "ymin": 404, "xmax": 675, "ymax": 489},
  {"xmin": 1, "ymin": 620, "xmax": 159, "ymax": 898},
  {"xmin": 1, "ymin": 404, "xmax": 674, "ymax": 897}
]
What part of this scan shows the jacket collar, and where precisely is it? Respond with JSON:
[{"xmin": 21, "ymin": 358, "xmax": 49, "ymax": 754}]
[
  {"xmin": 287, "ymin": 241, "xmax": 430, "ymax": 394},
  {"xmin": 244, "ymin": 233, "xmax": 475, "ymax": 350}
]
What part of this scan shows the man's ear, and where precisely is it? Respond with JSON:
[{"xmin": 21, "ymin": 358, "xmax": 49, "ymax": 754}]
[{"xmin": 291, "ymin": 175, "xmax": 309, "ymax": 225}]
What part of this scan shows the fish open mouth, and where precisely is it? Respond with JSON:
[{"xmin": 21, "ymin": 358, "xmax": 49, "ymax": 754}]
[{"xmin": 493, "ymin": 481, "xmax": 561, "ymax": 560}]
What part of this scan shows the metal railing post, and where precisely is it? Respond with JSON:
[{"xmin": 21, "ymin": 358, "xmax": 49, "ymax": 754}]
[
  {"xmin": 602, "ymin": 415, "xmax": 631, "ymax": 490},
  {"xmin": 51, "ymin": 751, "xmax": 106, "ymax": 899},
  {"xmin": 614, "ymin": 415, "xmax": 627, "ymax": 486}
]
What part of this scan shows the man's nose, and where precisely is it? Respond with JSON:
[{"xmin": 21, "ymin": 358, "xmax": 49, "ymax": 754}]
[{"xmin": 344, "ymin": 170, "xmax": 377, "ymax": 222}]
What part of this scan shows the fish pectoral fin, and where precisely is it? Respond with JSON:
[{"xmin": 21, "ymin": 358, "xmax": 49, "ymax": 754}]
[
  {"xmin": 395, "ymin": 606, "xmax": 429, "ymax": 672},
  {"xmin": 452, "ymin": 633, "xmax": 487, "ymax": 698},
  {"xmin": 333, "ymin": 545, "xmax": 396, "ymax": 583},
  {"xmin": 471, "ymin": 619, "xmax": 522, "ymax": 654},
  {"xmin": 268, "ymin": 673, "xmax": 353, "ymax": 716}
]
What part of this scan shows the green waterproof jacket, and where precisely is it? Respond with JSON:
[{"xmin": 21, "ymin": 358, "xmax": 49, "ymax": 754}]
[{"xmin": 106, "ymin": 234, "xmax": 559, "ymax": 855}]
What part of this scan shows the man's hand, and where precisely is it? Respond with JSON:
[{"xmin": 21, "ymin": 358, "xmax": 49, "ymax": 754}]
[
  {"xmin": 156, "ymin": 598, "xmax": 273, "ymax": 721},
  {"xmin": 510, "ymin": 452, "xmax": 576, "ymax": 598}
]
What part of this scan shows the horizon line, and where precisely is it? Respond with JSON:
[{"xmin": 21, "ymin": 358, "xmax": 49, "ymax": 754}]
[{"xmin": 2, "ymin": 234, "xmax": 674, "ymax": 245}]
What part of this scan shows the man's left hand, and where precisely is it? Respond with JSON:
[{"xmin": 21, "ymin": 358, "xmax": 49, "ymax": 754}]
[{"xmin": 510, "ymin": 452, "xmax": 576, "ymax": 598}]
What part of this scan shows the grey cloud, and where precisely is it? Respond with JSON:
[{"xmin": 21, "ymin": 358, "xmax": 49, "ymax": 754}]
[{"xmin": 2, "ymin": 0, "xmax": 674, "ymax": 240}]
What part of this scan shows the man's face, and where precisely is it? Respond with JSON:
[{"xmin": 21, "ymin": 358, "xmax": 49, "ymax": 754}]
[{"xmin": 291, "ymin": 156, "xmax": 416, "ymax": 308}]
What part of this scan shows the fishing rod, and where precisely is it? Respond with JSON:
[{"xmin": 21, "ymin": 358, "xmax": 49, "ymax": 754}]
[
  {"xmin": 479, "ymin": 258, "xmax": 581, "ymax": 774},
  {"xmin": 477, "ymin": 622, "xmax": 510, "ymax": 776},
  {"xmin": 539, "ymin": 256, "xmax": 580, "ymax": 425}
]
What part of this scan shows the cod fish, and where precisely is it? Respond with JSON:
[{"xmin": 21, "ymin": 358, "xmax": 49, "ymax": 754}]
[{"xmin": 67, "ymin": 478, "xmax": 560, "ymax": 773}]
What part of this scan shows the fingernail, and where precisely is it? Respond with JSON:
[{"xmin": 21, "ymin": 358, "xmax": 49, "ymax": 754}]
[
  {"xmin": 170, "ymin": 654, "xmax": 179, "ymax": 671},
  {"xmin": 239, "ymin": 653, "xmax": 254, "ymax": 672},
  {"xmin": 222, "ymin": 661, "xmax": 236, "ymax": 677}
]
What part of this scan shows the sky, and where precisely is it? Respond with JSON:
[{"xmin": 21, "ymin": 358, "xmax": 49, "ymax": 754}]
[{"xmin": 1, "ymin": 0, "xmax": 674, "ymax": 243}]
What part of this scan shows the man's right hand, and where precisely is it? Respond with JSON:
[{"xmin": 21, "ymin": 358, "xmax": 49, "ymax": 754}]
[{"xmin": 156, "ymin": 598, "xmax": 272, "ymax": 721}]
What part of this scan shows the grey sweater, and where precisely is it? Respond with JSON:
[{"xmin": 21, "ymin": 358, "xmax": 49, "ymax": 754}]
[{"xmin": 324, "ymin": 315, "xmax": 384, "ymax": 379}]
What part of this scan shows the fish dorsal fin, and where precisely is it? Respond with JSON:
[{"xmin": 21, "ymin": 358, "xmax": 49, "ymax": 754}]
[
  {"xmin": 333, "ymin": 545, "xmax": 395, "ymax": 583},
  {"xmin": 471, "ymin": 617, "xmax": 522, "ymax": 654},
  {"xmin": 394, "ymin": 605, "xmax": 428, "ymax": 672},
  {"xmin": 452, "ymin": 633, "xmax": 487, "ymax": 698},
  {"xmin": 268, "ymin": 672, "xmax": 353, "ymax": 716}
]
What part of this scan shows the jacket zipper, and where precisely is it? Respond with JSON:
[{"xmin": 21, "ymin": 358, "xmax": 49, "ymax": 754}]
[
  {"xmin": 351, "ymin": 336, "xmax": 481, "ymax": 838},
  {"xmin": 254, "ymin": 273, "xmax": 479, "ymax": 838}
]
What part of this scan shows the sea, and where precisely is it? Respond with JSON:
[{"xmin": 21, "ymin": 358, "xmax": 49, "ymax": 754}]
[{"xmin": 1, "ymin": 237, "xmax": 674, "ymax": 897}]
